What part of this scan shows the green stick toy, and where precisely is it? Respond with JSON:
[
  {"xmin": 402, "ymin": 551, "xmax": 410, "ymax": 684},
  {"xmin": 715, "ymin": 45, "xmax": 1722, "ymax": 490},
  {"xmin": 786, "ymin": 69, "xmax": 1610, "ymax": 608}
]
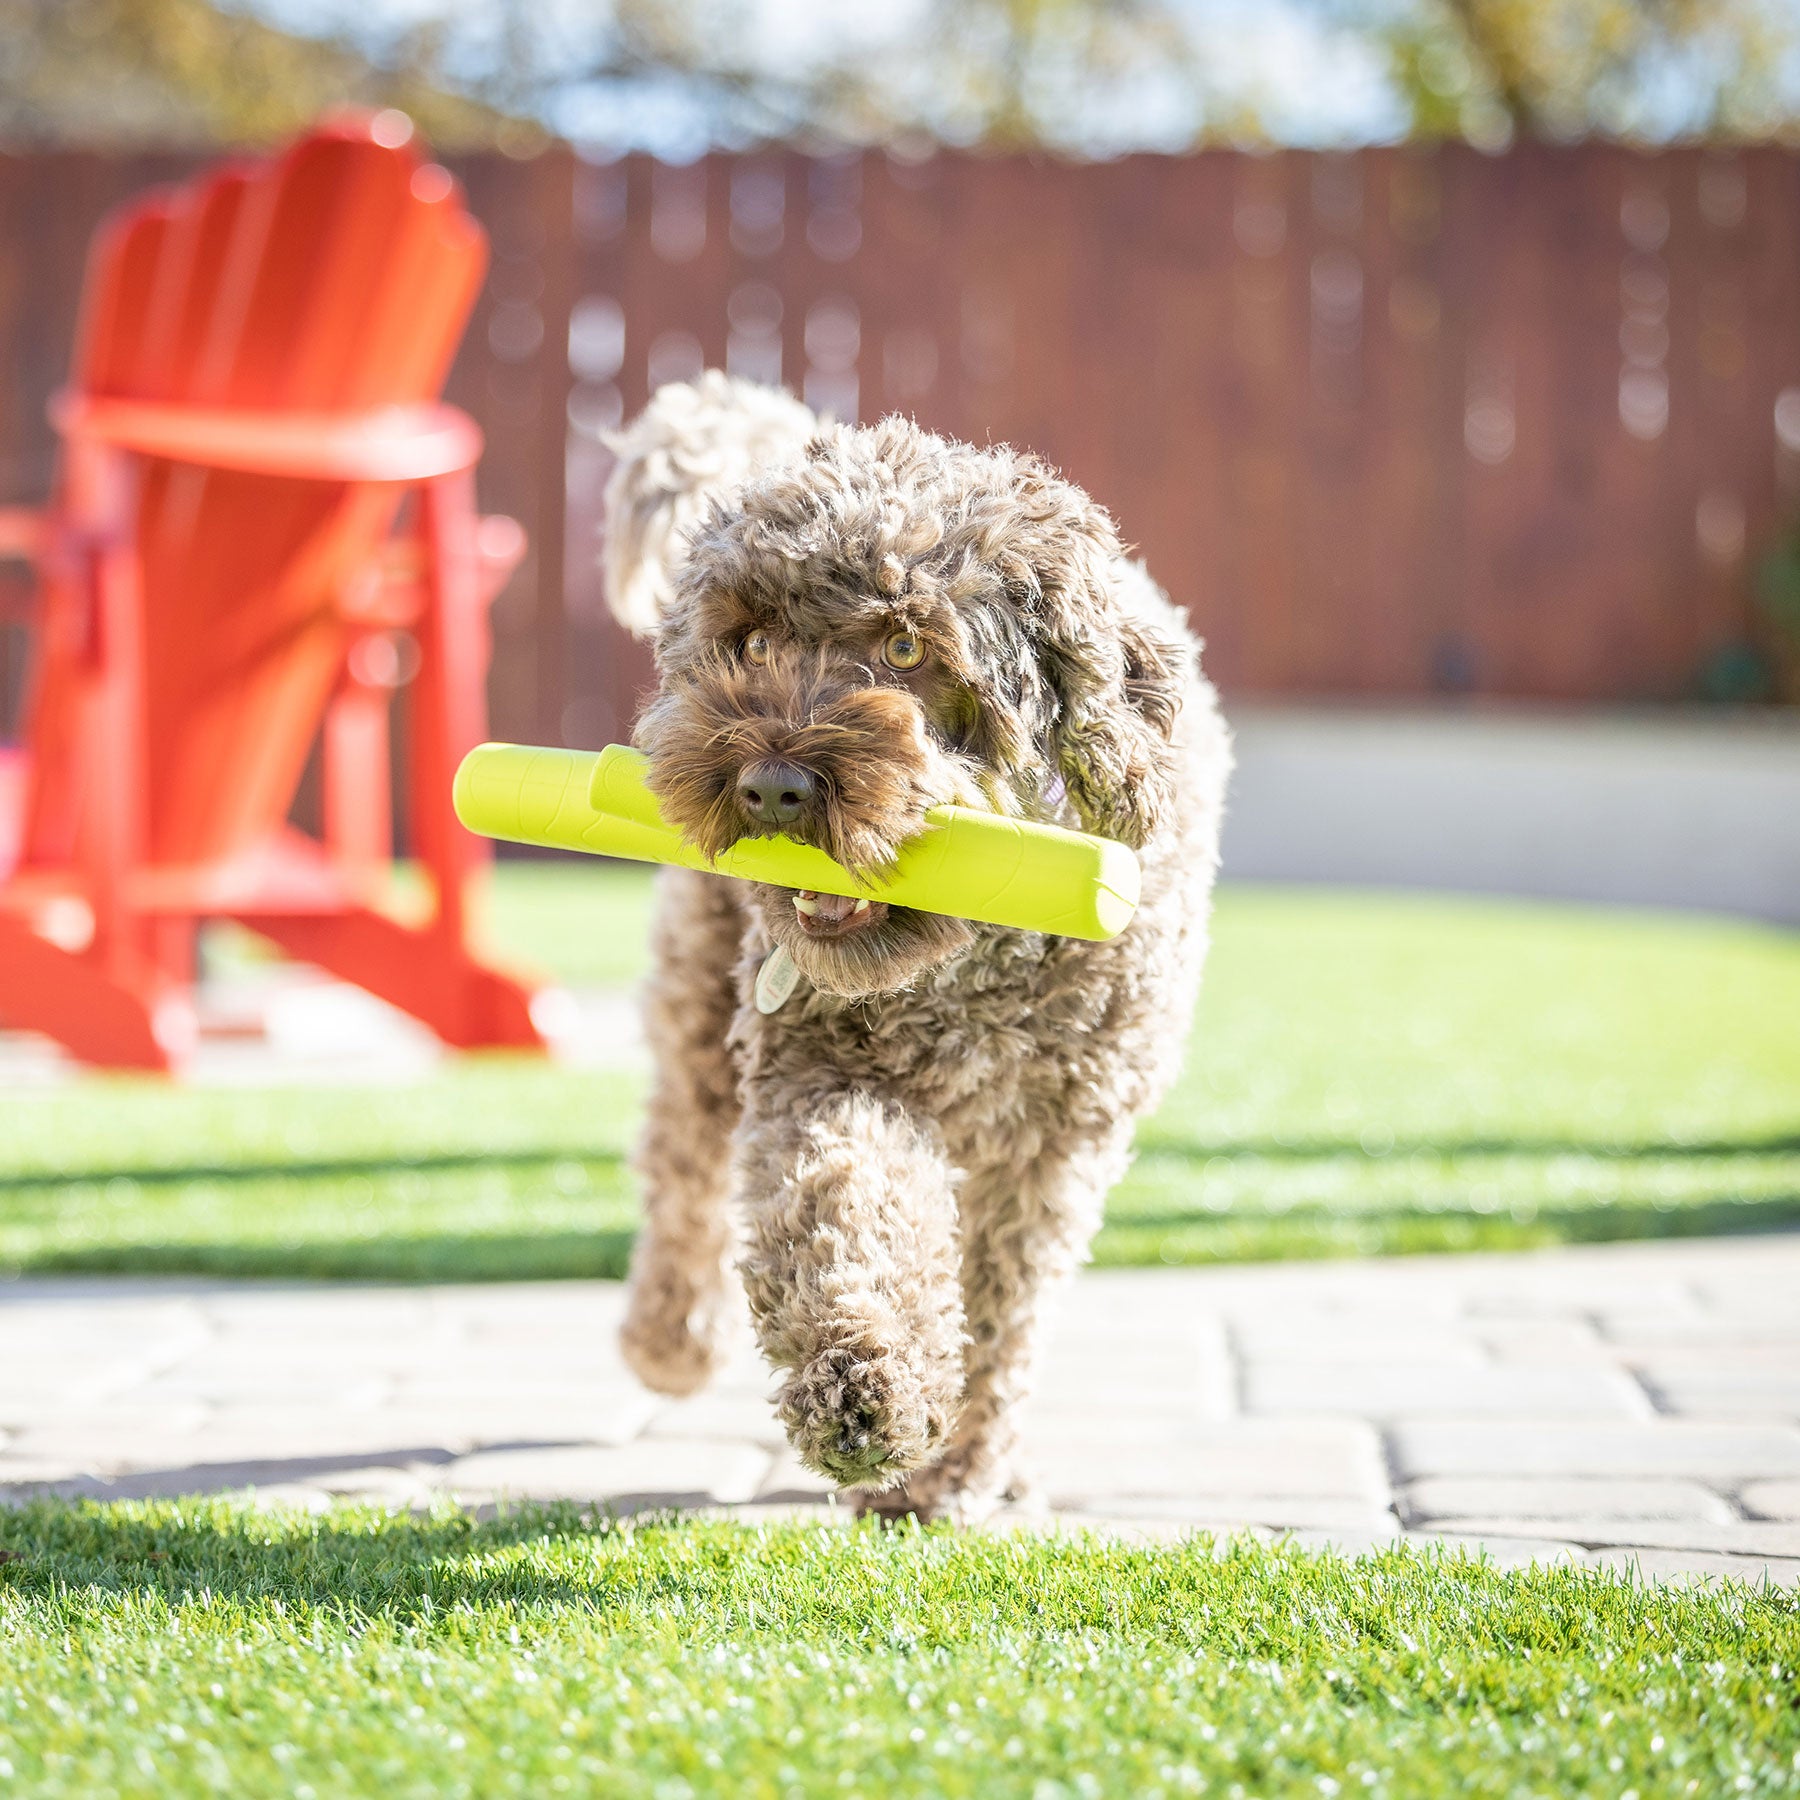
[{"xmin": 453, "ymin": 743, "xmax": 1140, "ymax": 942}]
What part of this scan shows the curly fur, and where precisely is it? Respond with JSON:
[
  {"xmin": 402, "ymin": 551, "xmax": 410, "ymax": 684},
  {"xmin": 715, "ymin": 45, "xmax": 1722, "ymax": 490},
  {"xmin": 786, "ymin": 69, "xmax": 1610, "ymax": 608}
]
[
  {"xmin": 602, "ymin": 371, "xmax": 817, "ymax": 636},
  {"xmin": 637, "ymin": 647, "xmax": 969, "ymax": 872},
  {"xmin": 619, "ymin": 865, "xmax": 744, "ymax": 1394},
  {"xmin": 738, "ymin": 1091, "xmax": 967, "ymax": 1484},
  {"xmin": 607, "ymin": 375, "xmax": 1232, "ymax": 1522}
]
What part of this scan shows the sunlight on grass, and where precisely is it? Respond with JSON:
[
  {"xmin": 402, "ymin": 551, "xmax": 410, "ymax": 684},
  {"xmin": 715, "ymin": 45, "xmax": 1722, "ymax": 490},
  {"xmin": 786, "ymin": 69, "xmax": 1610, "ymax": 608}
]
[
  {"xmin": 3, "ymin": 871, "xmax": 1797, "ymax": 1279},
  {"xmin": 0, "ymin": 1501, "xmax": 1794, "ymax": 1799}
]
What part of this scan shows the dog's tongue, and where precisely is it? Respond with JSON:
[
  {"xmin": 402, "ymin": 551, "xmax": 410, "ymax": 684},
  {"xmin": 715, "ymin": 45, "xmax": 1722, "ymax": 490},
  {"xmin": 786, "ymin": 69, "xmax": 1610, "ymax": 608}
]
[{"xmin": 800, "ymin": 889, "xmax": 862, "ymax": 924}]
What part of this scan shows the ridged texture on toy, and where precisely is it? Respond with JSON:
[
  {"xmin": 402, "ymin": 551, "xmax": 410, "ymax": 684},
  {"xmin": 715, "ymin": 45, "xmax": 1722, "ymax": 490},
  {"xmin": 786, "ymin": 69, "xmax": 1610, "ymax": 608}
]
[{"xmin": 453, "ymin": 743, "xmax": 1140, "ymax": 942}]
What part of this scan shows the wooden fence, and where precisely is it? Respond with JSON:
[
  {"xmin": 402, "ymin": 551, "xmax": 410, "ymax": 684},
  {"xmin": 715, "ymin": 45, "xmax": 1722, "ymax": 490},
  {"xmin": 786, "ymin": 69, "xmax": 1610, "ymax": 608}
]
[{"xmin": 5, "ymin": 144, "xmax": 1800, "ymax": 759}]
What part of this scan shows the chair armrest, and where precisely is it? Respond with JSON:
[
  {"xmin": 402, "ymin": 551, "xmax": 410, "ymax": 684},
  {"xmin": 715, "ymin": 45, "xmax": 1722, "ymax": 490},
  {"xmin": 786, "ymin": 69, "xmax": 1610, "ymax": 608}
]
[{"xmin": 50, "ymin": 394, "xmax": 484, "ymax": 484}]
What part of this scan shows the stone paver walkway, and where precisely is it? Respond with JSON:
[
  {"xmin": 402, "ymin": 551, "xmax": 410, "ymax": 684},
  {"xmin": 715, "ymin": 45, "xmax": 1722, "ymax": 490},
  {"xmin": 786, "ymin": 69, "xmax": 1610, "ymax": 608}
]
[{"xmin": 2, "ymin": 1233, "xmax": 1796, "ymax": 1583}]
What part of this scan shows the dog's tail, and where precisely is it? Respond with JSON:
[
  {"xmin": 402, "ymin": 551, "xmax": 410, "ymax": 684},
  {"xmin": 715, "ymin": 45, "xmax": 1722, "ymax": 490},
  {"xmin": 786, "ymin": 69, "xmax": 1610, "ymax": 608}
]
[{"xmin": 602, "ymin": 371, "xmax": 819, "ymax": 637}]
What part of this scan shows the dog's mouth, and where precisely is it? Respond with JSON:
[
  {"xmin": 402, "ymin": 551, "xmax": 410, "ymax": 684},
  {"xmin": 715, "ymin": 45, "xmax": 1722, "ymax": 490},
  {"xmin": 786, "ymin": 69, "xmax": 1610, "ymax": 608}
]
[
  {"xmin": 790, "ymin": 889, "xmax": 890, "ymax": 940},
  {"xmin": 755, "ymin": 880, "xmax": 971, "ymax": 997}
]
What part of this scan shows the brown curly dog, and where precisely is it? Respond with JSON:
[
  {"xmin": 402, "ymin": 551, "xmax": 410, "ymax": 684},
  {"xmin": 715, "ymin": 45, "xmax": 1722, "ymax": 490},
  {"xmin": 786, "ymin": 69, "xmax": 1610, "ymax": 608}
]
[{"xmin": 601, "ymin": 373, "xmax": 1231, "ymax": 1523}]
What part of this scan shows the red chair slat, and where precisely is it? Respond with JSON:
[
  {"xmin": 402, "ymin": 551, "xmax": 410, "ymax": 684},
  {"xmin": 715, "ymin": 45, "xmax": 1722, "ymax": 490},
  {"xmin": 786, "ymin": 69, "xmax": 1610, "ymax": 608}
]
[
  {"xmin": 0, "ymin": 114, "xmax": 544, "ymax": 1069},
  {"xmin": 139, "ymin": 163, "xmax": 257, "ymax": 404},
  {"xmin": 75, "ymin": 200, "xmax": 178, "ymax": 396}
]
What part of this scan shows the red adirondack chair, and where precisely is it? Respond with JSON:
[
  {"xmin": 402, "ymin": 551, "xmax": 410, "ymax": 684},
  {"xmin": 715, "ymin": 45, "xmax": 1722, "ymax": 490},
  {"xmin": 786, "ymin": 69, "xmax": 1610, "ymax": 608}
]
[{"xmin": 0, "ymin": 113, "xmax": 549, "ymax": 1069}]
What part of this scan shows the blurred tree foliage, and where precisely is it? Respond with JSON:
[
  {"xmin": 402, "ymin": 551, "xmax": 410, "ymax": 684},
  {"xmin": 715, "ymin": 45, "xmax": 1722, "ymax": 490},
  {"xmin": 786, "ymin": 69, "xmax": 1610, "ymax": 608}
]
[
  {"xmin": 0, "ymin": 0, "xmax": 1794, "ymax": 149},
  {"xmin": 1368, "ymin": 0, "xmax": 1799, "ymax": 144},
  {"xmin": 0, "ymin": 0, "xmax": 529, "ymax": 147},
  {"xmin": 547, "ymin": 0, "xmax": 1800, "ymax": 149}
]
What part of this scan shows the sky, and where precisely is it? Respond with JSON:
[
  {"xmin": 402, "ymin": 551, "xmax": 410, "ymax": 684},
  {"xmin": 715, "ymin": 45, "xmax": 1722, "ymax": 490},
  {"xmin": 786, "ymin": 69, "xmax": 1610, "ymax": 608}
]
[
  {"xmin": 229, "ymin": 0, "xmax": 1800, "ymax": 153},
  {"xmin": 228, "ymin": 0, "xmax": 1414, "ymax": 154}
]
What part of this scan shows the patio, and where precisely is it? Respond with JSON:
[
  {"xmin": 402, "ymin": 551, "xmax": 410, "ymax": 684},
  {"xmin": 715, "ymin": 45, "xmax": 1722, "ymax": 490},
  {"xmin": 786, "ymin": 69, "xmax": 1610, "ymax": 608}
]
[{"xmin": 5, "ymin": 1233, "xmax": 1795, "ymax": 1585}]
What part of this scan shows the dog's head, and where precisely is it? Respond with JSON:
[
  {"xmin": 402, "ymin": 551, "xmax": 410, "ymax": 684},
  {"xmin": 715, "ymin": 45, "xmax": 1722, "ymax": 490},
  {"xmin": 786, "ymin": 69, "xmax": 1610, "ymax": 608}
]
[{"xmin": 635, "ymin": 417, "xmax": 1187, "ymax": 998}]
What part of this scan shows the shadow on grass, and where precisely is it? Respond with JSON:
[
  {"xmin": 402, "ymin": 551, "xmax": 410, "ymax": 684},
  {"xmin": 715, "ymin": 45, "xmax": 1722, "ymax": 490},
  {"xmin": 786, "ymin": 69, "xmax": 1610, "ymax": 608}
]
[
  {"xmin": 0, "ymin": 1498, "xmax": 689, "ymax": 1620},
  {"xmin": 1134, "ymin": 1130, "xmax": 1800, "ymax": 1161},
  {"xmin": 0, "ymin": 1149, "xmax": 630, "ymax": 1193},
  {"xmin": 7, "ymin": 1194, "xmax": 1798, "ymax": 1285},
  {"xmin": 4, "ymin": 1126, "xmax": 1798, "ymax": 1284},
  {"xmin": 8, "ymin": 1129, "xmax": 1800, "ymax": 1192},
  {"xmin": 2, "ymin": 1229, "xmax": 639, "ymax": 1283},
  {"xmin": 1094, "ymin": 1191, "xmax": 1800, "ymax": 1266}
]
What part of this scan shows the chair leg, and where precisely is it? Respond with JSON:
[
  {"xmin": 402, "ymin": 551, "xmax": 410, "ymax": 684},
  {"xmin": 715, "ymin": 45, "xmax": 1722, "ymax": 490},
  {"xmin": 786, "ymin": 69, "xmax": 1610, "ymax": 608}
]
[
  {"xmin": 243, "ymin": 472, "xmax": 547, "ymax": 1053},
  {"xmin": 149, "ymin": 915, "xmax": 197, "ymax": 987},
  {"xmin": 231, "ymin": 469, "xmax": 541, "ymax": 1052},
  {"xmin": 0, "ymin": 913, "xmax": 188, "ymax": 1071},
  {"xmin": 323, "ymin": 666, "xmax": 393, "ymax": 872},
  {"xmin": 84, "ymin": 512, "xmax": 153, "ymax": 986},
  {"xmin": 241, "ymin": 906, "xmax": 545, "ymax": 1051},
  {"xmin": 410, "ymin": 469, "xmax": 488, "ymax": 949}
]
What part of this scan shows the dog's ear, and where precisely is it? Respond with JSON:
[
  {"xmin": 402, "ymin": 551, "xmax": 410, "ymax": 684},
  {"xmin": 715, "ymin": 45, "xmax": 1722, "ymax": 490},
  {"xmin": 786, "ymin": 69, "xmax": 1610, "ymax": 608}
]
[
  {"xmin": 1045, "ymin": 601, "xmax": 1187, "ymax": 848},
  {"xmin": 995, "ymin": 470, "xmax": 1187, "ymax": 849}
]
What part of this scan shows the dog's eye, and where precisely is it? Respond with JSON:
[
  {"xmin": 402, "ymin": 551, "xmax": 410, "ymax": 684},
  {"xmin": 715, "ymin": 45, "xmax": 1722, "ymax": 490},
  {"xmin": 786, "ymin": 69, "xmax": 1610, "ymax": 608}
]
[
  {"xmin": 742, "ymin": 630, "xmax": 772, "ymax": 666},
  {"xmin": 882, "ymin": 630, "xmax": 926, "ymax": 672}
]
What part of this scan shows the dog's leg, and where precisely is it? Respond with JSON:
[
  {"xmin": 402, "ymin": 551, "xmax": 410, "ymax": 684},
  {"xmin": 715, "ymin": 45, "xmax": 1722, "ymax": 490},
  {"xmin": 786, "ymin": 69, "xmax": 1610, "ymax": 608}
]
[
  {"xmin": 620, "ymin": 868, "xmax": 746, "ymax": 1396},
  {"xmin": 860, "ymin": 1127, "xmax": 1132, "ymax": 1526},
  {"xmin": 737, "ymin": 1091, "xmax": 967, "ymax": 1490}
]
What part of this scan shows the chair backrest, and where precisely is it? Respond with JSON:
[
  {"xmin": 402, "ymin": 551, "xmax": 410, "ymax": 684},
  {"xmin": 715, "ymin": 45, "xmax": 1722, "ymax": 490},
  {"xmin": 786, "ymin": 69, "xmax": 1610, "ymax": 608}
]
[{"xmin": 28, "ymin": 114, "xmax": 488, "ymax": 869}]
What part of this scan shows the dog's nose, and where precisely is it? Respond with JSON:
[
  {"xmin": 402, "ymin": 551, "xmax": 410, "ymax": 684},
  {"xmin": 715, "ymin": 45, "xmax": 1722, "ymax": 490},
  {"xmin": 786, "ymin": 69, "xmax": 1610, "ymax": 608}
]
[{"xmin": 736, "ymin": 761, "xmax": 815, "ymax": 828}]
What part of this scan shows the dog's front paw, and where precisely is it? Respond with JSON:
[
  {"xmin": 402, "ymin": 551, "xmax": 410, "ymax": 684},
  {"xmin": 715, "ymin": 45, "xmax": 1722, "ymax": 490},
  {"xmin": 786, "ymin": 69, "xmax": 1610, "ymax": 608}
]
[
  {"xmin": 855, "ymin": 1450, "xmax": 1037, "ymax": 1527},
  {"xmin": 778, "ymin": 1344, "xmax": 959, "ymax": 1488}
]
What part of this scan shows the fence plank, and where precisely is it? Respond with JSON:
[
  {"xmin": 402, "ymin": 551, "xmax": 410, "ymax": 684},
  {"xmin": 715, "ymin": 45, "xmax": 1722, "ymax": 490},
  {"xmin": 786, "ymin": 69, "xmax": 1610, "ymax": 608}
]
[{"xmin": 2, "ymin": 144, "xmax": 1797, "ymax": 759}]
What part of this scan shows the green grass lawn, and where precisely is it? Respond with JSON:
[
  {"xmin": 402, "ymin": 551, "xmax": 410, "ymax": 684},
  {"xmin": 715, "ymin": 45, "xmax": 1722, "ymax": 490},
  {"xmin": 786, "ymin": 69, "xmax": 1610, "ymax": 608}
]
[
  {"xmin": 2, "ymin": 870, "xmax": 1797, "ymax": 1279},
  {"xmin": 0, "ymin": 1501, "xmax": 1794, "ymax": 1799}
]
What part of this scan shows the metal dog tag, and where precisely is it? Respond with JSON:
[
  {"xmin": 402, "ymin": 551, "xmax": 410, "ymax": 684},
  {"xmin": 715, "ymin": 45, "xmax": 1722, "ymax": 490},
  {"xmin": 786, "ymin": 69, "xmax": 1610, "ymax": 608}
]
[{"xmin": 754, "ymin": 944, "xmax": 802, "ymax": 1014}]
